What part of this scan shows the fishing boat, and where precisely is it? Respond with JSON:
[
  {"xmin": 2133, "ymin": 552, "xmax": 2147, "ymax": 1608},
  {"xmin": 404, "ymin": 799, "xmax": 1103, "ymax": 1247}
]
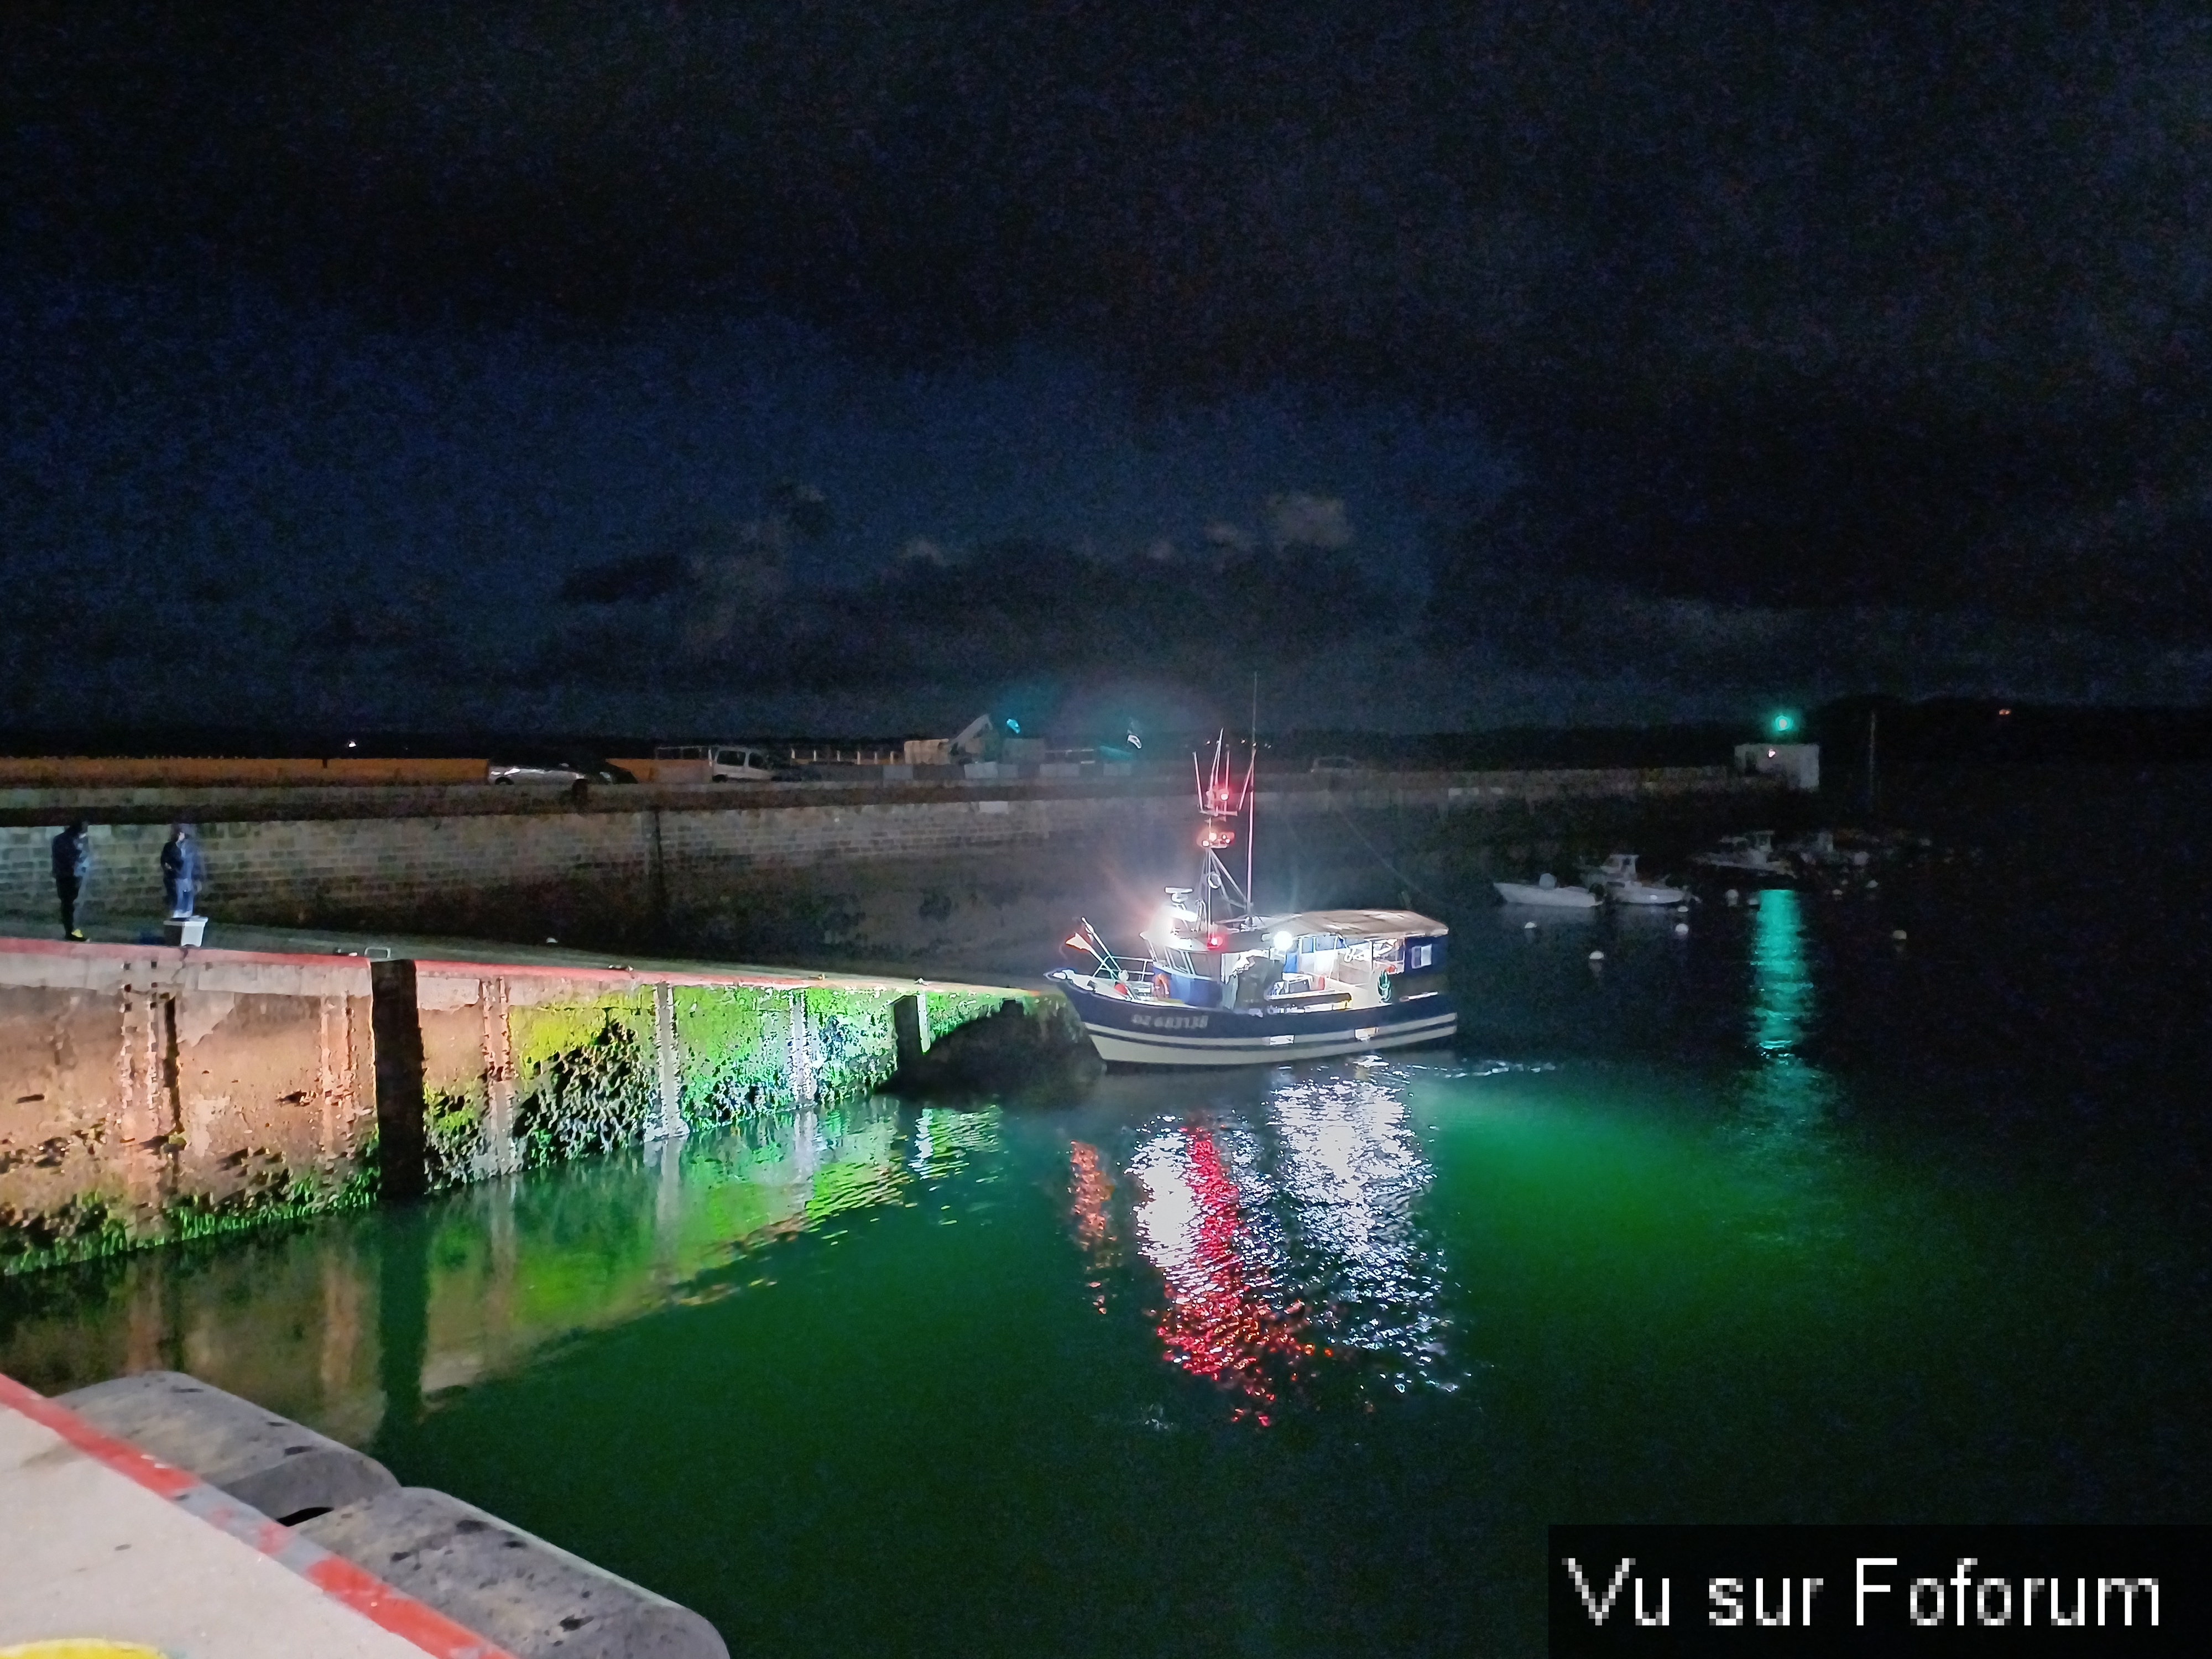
[
  {"xmin": 1050, "ymin": 737, "xmax": 1455, "ymax": 1067},
  {"xmin": 1492, "ymin": 873, "xmax": 1603, "ymax": 909},
  {"xmin": 1580, "ymin": 853, "xmax": 1691, "ymax": 906},
  {"xmin": 1691, "ymin": 830, "xmax": 1795, "ymax": 879}
]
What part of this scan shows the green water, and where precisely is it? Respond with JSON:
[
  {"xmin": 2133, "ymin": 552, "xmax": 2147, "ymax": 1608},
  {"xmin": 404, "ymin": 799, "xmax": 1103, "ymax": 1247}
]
[{"xmin": 8, "ymin": 816, "xmax": 2212, "ymax": 1654}]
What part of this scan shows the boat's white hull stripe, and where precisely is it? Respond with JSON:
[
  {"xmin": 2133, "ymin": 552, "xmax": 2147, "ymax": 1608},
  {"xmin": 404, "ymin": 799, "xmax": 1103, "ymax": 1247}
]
[{"xmin": 1080, "ymin": 1011, "xmax": 1456, "ymax": 1067}]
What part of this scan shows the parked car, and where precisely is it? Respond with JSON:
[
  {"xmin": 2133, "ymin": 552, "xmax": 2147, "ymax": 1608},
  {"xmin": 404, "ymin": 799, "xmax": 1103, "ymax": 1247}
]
[
  {"xmin": 487, "ymin": 756, "xmax": 637, "ymax": 785},
  {"xmin": 653, "ymin": 744, "xmax": 801, "ymax": 781}
]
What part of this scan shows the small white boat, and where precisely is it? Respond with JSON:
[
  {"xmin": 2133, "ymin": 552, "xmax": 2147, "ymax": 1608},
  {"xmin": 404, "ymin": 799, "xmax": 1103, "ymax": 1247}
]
[
  {"xmin": 1691, "ymin": 830, "xmax": 1794, "ymax": 879},
  {"xmin": 1580, "ymin": 853, "xmax": 1689, "ymax": 906},
  {"xmin": 1494, "ymin": 873, "xmax": 1603, "ymax": 909}
]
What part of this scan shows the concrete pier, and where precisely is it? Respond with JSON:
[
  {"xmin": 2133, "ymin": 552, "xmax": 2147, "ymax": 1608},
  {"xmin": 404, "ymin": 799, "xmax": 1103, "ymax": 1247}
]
[
  {"xmin": 62, "ymin": 1369, "xmax": 398, "ymax": 1524},
  {"xmin": 0, "ymin": 1371, "xmax": 512, "ymax": 1657},
  {"xmin": 0, "ymin": 935, "xmax": 1039, "ymax": 1273},
  {"xmin": 19, "ymin": 1369, "xmax": 728, "ymax": 1659}
]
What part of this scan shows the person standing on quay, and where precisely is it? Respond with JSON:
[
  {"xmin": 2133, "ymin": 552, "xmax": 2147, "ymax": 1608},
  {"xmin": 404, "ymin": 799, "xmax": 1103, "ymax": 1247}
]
[
  {"xmin": 51, "ymin": 819, "xmax": 91, "ymax": 940},
  {"xmin": 160, "ymin": 823, "xmax": 201, "ymax": 919}
]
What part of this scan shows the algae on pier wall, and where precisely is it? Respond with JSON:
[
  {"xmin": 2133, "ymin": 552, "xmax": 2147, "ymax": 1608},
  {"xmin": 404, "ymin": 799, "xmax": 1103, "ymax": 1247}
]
[
  {"xmin": 3, "ymin": 937, "xmax": 1042, "ymax": 1272},
  {"xmin": 0, "ymin": 946, "xmax": 378, "ymax": 1274},
  {"xmin": 411, "ymin": 970, "xmax": 1024, "ymax": 1186}
]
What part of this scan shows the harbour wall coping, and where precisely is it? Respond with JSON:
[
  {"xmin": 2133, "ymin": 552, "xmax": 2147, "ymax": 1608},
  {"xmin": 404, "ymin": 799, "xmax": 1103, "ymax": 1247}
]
[{"xmin": 0, "ymin": 764, "xmax": 1746, "ymax": 823}]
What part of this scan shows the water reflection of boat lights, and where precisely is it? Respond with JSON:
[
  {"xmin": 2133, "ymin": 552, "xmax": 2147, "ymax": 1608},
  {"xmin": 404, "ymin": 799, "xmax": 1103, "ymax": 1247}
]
[
  {"xmin": 1269, "ymin": 1076, "xmax": 1453, "ymax": 1386},
  {"xmin": 1068, "ymin": 1140, "xmax": 1118, "ymax": 1314},
  {"xmin": 1124, "ymin": 1072, "xmax": 1457, "ymax": 1421},
  {"xmin": 1132, "ymin": 1125, "xmax": 1312, "ymax": 1423}
]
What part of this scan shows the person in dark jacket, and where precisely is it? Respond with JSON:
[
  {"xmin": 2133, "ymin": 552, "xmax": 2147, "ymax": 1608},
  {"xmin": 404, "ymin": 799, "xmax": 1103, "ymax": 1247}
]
[
  {"xmin": 160, "ymin": 823, "xmax": 201, "ymax": 919},
  {"xmin": 51, "ymin": 820, "xmax": 91, "ymax": 940}
]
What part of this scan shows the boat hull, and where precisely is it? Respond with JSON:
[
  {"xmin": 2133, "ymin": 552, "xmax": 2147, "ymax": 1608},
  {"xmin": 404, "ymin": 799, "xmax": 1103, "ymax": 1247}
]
[
  {"xmin": 1610, "ymin": 883, "xmax": 1689, "ymax": 905},
  {"xmin": 1493, "ymin": 881, "xmax": 1601, "ymax": 909},
  {"xmin": 1052, "ymin": 976, "xmax": 1456, "ymax": 1067}
]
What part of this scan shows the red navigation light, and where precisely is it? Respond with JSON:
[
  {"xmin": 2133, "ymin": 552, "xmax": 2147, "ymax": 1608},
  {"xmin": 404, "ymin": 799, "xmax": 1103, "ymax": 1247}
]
[{"xmin": 1205, "ymin": 932, "xmax": 1227, "ymax": 951}]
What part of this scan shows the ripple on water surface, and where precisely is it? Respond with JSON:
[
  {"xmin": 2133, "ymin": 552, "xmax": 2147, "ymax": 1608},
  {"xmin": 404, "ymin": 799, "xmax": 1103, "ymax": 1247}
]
[{"xmin": 6, "ymin": 850, "xmax": 2212, "ymax": 1656}]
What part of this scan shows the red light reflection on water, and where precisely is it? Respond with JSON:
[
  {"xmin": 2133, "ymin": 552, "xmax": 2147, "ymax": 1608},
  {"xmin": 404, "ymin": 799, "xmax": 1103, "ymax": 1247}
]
[
  {"xmin": 1137, "ymin": 1126, "xmax": 1311, "ymax": 1422},
  {"xmin": 1068, "ymin": 1140, "xmax": 1119, "ymax": 1315},
  {"xmin": 1069, "ymin": 1141, "xmax": 1114, "ymax": 1255}
]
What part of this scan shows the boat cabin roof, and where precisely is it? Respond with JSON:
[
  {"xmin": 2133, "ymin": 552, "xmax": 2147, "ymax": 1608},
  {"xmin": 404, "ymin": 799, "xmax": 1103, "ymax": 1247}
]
[{"xmin": 1266, "ymin": 908, "xmax": 1448, "ymax": 941}]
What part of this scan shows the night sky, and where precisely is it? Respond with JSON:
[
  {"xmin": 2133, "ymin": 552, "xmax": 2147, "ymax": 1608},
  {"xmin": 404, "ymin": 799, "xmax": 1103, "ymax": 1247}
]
[{"xmin": 6, "ymin": 2, "xmax": 2210, "ymax": 739}]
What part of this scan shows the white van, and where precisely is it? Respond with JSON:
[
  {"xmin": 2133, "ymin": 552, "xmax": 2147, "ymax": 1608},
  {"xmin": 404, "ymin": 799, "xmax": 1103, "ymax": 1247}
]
[{"xmin": 654, "ymin": 744, "xmax": 782, "ymax": 782}]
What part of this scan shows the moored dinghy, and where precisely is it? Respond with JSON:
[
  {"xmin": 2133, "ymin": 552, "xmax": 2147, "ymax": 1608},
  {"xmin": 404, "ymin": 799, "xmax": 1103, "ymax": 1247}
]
[
  {"xmin": 1580, "ymin": 852, "xmax": 1691, "ymax": 906},
  {"xmin": 1493, "ymin": 872, "xmax": 1603, "ymax": 909}
]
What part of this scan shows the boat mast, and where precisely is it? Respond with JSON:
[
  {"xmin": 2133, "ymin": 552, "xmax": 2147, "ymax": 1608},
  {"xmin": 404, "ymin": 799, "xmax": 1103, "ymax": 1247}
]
[
  {"xmin": 1246, "ymin": 672, "xmax": 1258, "ymax": 903},
  {"xmin": 1193, "ymin": 731, "xmax": 1251, "ymax": 930}
]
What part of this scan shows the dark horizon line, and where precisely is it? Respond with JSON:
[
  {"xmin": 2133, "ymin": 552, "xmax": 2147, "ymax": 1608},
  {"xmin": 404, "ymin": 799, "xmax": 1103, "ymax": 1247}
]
[{"xmin": 3, "ymin": 698, "xmax": 2210, "ymax": 765}]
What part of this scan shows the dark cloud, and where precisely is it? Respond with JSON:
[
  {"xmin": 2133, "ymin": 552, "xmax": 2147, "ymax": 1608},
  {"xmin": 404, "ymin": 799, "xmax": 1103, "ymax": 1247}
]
[
  {"xmin": 4, "ymin": 2, "xmax": 2210, "ymax": 731},
  {"xmin": 559, "ymin": 554, "xmax": 690, "ymax": 606},
  {"xmin": 534, "ymin": 533, "xmax": 1410, "ymax": 705}
]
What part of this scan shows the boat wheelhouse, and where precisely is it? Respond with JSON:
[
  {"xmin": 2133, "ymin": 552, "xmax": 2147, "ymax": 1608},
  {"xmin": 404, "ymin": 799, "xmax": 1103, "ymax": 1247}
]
[
  {"xmin": 1691, "ymin": 829, "xmax": 1795, "ymax": 880},
  {"xmin": 1049, "ymin": 736, "xmax": 1455, "ymax": 1066}
]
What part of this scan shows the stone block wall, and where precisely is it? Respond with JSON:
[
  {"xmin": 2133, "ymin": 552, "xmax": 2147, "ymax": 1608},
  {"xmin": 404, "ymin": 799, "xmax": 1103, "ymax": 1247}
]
[{"xmin": 0, "ymin": 766, "xmax": 1767, "ymax": 967}]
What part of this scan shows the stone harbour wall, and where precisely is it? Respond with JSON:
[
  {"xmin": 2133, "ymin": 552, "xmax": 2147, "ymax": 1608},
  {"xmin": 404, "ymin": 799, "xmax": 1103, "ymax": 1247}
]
[
  {"xmin": 0, "ymin": 767, "xmax": 1772, "ymax": 966},
  {"xmin": 0, "ymin": 937, "xmax": 1021, "ymax": 1275}
]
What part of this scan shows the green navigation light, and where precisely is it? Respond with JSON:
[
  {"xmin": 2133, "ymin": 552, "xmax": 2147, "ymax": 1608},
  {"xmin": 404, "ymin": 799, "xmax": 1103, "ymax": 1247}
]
[{"xmin": 1770, "ymin": 712, "xmax": 1796, "ymax": 735}]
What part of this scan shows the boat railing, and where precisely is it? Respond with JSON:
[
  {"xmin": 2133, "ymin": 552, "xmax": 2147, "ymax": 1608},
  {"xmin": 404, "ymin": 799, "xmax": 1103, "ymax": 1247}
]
[{"xmin": 1062, "ymin": 958, "xmax": 1369, "ymax": 1014}]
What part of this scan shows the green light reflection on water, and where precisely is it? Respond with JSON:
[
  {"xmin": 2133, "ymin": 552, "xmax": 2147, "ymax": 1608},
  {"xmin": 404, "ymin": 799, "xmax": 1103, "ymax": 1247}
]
[
  {"xmin": 7, "ymin": 891, "xmax": 2212, "ymax": 1657},
  {"xmin": 1749, "ymin": 888, "xmax": 1812, "ymax": 1061},
  {"xmin": 1737, "ymin": 889, "xmax": 1838, "ymax": 1194}
]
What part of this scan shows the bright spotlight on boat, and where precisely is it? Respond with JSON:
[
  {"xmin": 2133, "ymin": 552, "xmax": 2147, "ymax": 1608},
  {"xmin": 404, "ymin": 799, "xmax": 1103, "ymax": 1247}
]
[{"xmin": 1272, "ymin": 930, "xmax": 1292, "ymax": 951}]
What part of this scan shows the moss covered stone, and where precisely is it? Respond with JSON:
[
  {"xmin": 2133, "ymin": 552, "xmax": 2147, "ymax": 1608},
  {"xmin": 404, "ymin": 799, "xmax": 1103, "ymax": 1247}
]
[{"xmin": 513, "ymin": 1011, "xmax": 660, "ymax": 1168}]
